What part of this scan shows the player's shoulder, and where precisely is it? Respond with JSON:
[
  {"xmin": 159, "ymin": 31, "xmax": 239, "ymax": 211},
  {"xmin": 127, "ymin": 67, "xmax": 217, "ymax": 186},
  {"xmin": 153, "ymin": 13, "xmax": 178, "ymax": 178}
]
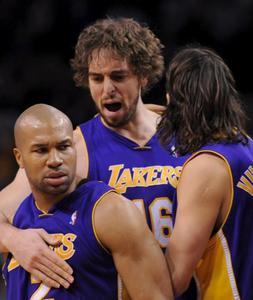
[
  {"xmin": 77, "ymin": 179, "xmax": 114, "ymax": 199},
  {"xmin": 182, "ymin": 152, "xmax": 230, "ymax": 193},
  {"xmin": 74, "ymin": 115, "xmax": 100, "ymax": 144},
  {"xmin": 77, "ymin": 114, "xmax": 100, "ymax": 130}
]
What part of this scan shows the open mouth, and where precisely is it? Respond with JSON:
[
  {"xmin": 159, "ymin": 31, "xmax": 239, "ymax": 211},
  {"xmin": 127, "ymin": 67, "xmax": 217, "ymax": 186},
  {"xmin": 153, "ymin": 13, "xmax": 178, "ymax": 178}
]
[{"xmin": 104, "ymin": 103, "xmax": 122, "ymax": 112}]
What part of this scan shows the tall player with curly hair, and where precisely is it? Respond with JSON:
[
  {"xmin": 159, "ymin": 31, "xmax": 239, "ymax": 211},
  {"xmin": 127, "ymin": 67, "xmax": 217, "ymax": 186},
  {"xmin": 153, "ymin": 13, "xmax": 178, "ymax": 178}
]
[{"xmin": 0, "ymin": 18, "xmax": 182, "ymax": 295}]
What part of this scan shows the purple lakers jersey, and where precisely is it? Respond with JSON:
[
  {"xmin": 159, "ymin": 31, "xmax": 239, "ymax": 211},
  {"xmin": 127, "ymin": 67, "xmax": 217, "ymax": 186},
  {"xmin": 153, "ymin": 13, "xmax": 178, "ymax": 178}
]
[
  {"xmin": 3, "ymin": 181, "xmax": 119, "ymax": 299},
  {"xmin": 78, "ymin": 115, "xmax": 185, "ymax": 249},
  {"xmin": 176, "ymin": 139, "xmax": 253, "ymax": 299}
]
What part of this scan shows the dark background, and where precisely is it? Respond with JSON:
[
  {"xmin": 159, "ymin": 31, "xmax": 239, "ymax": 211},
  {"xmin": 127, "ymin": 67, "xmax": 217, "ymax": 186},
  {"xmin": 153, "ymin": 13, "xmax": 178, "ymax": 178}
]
[{"xmin": 1, "ymin": 0, "xmax": 253, "ymax": 298}]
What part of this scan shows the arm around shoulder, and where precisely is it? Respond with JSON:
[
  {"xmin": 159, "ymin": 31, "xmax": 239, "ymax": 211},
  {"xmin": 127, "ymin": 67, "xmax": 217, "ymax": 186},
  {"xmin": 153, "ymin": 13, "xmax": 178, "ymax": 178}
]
[
  {"xmin": 0, "ymin": 169, "xmax": 74, "ymax": 288},
  {"xmin": 145, "ymin": 103, "xmax": 166, "ymax": 115},
  {"xmin": 0, "ymin": 168, "xmax": 31, "ymax": 252},
  {"xmin": 0, "ymin": 168, "xmax": 31, "ymax": 221},
  {"xmin": 94, "ymin": 192, "xmax": 174, "ymax": 300}
]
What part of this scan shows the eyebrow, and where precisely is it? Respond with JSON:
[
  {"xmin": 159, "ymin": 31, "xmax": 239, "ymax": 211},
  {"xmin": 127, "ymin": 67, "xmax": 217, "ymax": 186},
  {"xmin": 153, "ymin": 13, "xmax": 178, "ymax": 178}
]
[
  {"xmin": 88, "ymin": 70, "xmax": 129, "ymax": 76},
  {"xmin": 30, "ymin": 143, "xmax": 48, "ymax": 148},
  {"xmin": 57, "ymin": 139, "xmax": 72, "ymax": 145},
  {"xmin": 30, "ymin": 138, "xmax": 72, "ymax": 147}
]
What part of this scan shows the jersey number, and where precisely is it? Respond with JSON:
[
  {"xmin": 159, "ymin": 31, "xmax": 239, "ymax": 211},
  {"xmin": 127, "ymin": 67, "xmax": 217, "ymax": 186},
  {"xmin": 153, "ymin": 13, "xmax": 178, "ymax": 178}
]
[{"xmin": 133, "ymin": 197, "xmax": 172, "ymax": 248}]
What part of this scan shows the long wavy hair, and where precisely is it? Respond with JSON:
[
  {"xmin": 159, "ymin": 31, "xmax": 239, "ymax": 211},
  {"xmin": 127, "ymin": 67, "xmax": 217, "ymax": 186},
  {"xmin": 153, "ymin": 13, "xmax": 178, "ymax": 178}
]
[
  {"xmin": 71, "ymin": 17, "xmax": 164, "ymax": 93},
  {"xmin": 158, "ymin": 46, "xmax": 248, "ymax": 155}
]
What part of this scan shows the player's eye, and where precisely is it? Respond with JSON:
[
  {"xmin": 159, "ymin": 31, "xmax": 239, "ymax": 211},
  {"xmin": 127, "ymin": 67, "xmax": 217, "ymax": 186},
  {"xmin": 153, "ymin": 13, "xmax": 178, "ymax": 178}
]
[
  {"xmin": 90, "ymin": 75, "xmax": 103, "ymax": 82},
  {"xmin": 58, "ymin": 144, "xmax": 70, "ymax": 151},
  {"xmin": 111, "ymin": 74, "xmax": 126, "ymax": 82},
  {"xmin": 34, "ymin": 147, "xmax": 47, "ymax": 154}
]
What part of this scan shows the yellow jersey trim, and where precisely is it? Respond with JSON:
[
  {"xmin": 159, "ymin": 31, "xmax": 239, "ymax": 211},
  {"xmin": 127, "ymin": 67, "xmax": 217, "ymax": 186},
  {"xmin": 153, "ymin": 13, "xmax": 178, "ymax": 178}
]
[
  {"xmin": 91, "ymin": 190, "xmax": 117, "ymax": 255},
  {"xmin": 76, "ymin": 126, "xmax": 89, "ymax": 179}
]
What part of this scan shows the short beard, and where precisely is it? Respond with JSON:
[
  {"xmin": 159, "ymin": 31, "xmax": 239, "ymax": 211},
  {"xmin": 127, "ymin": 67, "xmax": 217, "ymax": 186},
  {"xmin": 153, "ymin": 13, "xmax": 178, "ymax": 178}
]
[
  {"xmin": 105, "ymin": 108, "xmax": 135, "ymax": 128},
  {"xmin": 99, "ymin": 96, "xmax": 138, "ymax": 128},
  {"xmin": 34, "ymin": 179, "xmax": 72, "ymax": 197}
]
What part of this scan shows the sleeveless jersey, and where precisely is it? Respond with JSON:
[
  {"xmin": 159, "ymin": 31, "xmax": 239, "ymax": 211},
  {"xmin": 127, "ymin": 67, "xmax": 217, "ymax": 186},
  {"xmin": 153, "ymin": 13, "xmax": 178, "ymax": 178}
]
[
  {"xmin": 175, "ymin": 139, "xmax": 253, "ymax": 300},
  {"xmin": 2, "ymin": 181, "xmax": 120, "ymax": 300},
  {"xmin": 78, "ymin": 115, "xmax": 185, "ymax": 249}
]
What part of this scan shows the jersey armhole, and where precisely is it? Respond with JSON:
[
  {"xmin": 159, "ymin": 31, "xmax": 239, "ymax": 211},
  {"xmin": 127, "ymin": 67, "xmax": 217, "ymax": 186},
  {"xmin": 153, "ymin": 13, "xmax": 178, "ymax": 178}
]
[
  {"xmin": 76, "ymin": 126, "xmax": 89, "ymax": 179},
  {"xmin": 91, "ymin": 190, "xmax": 117, "ymax": 255},
  {"xmin": 184, "ymin": 150, "xmax": 234, "ymax": 242}
]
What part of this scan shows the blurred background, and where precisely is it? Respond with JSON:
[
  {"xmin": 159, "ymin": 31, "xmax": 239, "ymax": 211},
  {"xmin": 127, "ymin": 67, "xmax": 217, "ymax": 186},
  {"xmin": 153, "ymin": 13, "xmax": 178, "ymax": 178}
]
[{"xmin": 1, "ymin": 0, "xmax": 253, "ymax": 298}]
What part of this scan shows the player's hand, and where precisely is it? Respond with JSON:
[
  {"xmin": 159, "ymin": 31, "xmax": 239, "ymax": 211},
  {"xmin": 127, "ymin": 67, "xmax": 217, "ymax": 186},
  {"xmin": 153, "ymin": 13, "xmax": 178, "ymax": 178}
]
[
  {"xmin": 6, "ymin": 228, "xmax": 74, "ymax": 288},
  {"xmin": 145, "ymin": 103, "xmax": 166, "ymax": 115}
]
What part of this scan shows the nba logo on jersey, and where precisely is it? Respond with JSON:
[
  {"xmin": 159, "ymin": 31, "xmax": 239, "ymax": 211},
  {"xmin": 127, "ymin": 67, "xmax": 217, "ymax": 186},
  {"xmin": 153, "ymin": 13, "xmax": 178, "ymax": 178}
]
[{"xmin": 69, "ymin": 210, "xmax": 78, "ymax": 225}]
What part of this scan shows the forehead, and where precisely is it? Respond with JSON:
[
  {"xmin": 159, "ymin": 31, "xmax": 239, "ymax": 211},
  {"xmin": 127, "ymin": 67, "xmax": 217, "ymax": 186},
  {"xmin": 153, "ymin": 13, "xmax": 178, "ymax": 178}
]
[
  {"xmin": 88, "ymin": 48, "xmax": 132, "ymax": 73},
  {"xmin": 22, "ymin": 120, "xmax": 72, "ymax": 146}
]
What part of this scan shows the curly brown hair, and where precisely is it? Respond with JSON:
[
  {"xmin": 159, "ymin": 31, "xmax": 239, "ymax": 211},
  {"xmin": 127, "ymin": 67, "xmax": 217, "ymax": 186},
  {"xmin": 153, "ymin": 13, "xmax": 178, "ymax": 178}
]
[
  {"xmin": 158, "ymin": 46, "xmax": 248, "ymax": 155},
  {"xmin": 70, "ymin": 17, "xmax": 164, "ymax": 93}
]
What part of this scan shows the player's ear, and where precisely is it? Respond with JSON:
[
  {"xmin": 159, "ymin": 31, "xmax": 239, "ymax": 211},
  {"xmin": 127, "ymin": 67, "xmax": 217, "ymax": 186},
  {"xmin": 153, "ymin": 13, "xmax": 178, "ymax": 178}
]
[
  {"xmin": 166, "ymin": 92, "xmax": 170, "ymax": 104},
  {"xmin": 140, "ymin": 77, "xmax": 148, "ymax": 89},
  {"xmin": 13, "ymin": 148, "xmax": 24, "ymax": 168}
]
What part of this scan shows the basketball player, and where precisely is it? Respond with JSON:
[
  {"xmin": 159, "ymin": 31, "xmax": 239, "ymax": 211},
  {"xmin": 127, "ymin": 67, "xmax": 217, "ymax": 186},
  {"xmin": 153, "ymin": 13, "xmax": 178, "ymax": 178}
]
[
  {"xmin": 0, "ymin": 17, "xmax": 184, "ymax": 288},
  {"xmin": 158, "ymin": 46, "xmax": 253, "ymax": 299},
  {"xmin": 3, "ymin": 103, "xmax": 173, "ymax": 299}
]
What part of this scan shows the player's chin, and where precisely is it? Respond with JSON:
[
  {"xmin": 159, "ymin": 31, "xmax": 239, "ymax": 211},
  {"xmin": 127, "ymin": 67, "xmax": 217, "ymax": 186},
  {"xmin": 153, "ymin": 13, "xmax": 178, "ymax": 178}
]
[
  {"xmin": 46, "ymin": 184, "xmax": 71, "ymax": 195},
  {"xmin": 43, "ymin": 178, "xmax": 72, "ymax": 195},
  {"xmin": 102, "ymin": 116, "xmax": 119, "ymax": 127},
  {"xmin": 102, "ymin": 111, "xmax": 129, "ymax": 128},
  {"xmin": 103, "ymin": 107, "xmax": 122, "ymax": 118}
]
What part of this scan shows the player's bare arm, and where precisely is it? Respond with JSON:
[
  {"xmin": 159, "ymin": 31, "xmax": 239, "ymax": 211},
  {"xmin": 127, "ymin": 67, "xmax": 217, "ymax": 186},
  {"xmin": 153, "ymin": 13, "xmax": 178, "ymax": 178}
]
[
  {"xmin": 0, "ymin": 168, "xmax": 30, "ymax": 252},
  {"xmin": 166, "ymin": 153, "xmax": 231, "ymax": 296},
  {"xmin": 0, "ymin": 168, "xmax": 30, "ymax": 222},
  {"xmin": 94, "ymin": 192, "xmax": 174, "ymax": 300},
  {"xmin": 145, "ymin": 103, "xmax": 166, "ymax": 115},
  {"xmin": 73, "ymin": 127, "xmax": 88, "ymax": 179},
  {"xmin": 0, "ymin": 166, "xmax": 74, "ymax": 288}
]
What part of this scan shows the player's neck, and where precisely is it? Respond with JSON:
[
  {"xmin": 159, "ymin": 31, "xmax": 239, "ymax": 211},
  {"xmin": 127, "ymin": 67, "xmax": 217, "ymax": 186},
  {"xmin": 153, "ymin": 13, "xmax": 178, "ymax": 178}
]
[{"xmin": 31, "ymin": 180, "xmax": 77, "ymax": 213}]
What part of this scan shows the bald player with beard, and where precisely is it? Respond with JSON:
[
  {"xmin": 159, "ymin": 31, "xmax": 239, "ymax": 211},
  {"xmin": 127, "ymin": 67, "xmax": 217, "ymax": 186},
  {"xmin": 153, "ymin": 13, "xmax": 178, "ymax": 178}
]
[{"xmin": 2, "ymin": 104, "xmax": 173, "ymax": 300}]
